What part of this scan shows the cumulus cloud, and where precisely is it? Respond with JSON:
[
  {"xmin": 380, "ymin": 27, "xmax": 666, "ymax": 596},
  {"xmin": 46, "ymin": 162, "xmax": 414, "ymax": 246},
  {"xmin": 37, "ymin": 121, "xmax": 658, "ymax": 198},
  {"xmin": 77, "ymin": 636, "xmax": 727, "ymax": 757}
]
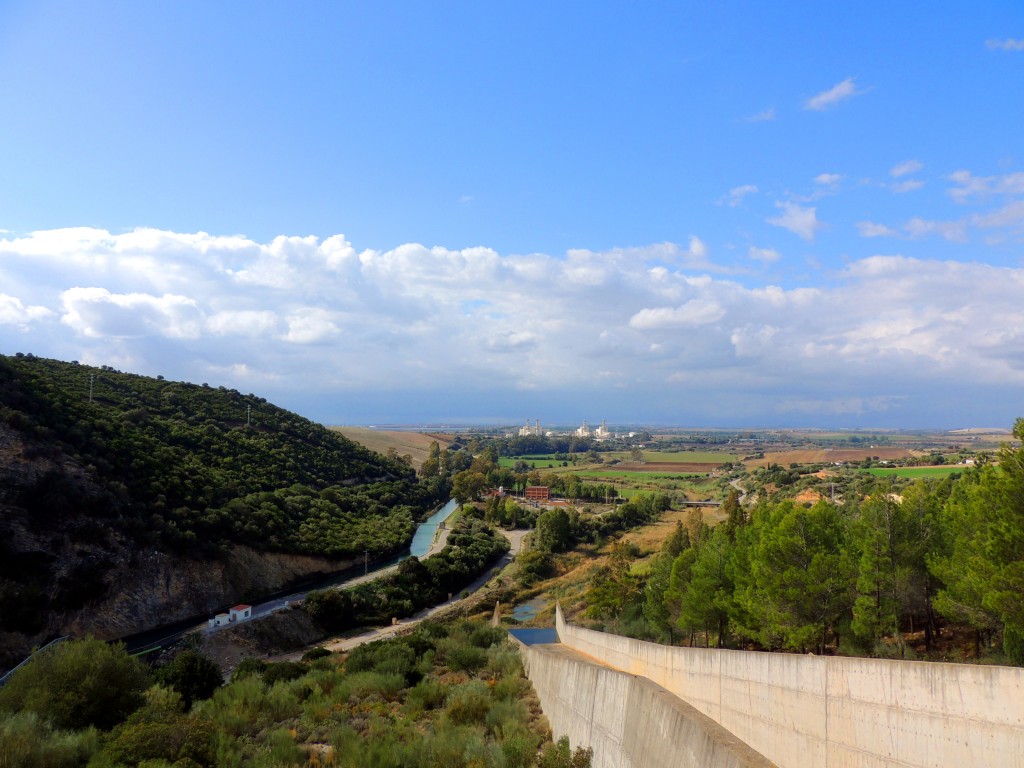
[
  {"xmin": 767, "ymin": 202, "xmax": 823, "ymax": 240},
  {"xmin": 804, "ymin": 77, "xmax": 860, "ymax": 110},
  {"xmin": 60, "ymin": 288, "xmax": 203, "ymax": 339},
  {"xmin": 4, "ymin": 227, "xmax": 1024, "ymax": 425},
  {"xmin": 0, "ymin": 294, "xmax": 53, "ymax": 328}
]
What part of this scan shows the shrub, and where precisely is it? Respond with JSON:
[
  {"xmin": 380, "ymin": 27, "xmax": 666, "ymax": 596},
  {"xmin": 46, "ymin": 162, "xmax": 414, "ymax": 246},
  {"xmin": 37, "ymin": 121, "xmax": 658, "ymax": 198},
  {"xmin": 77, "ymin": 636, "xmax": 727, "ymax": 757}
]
[
  {"xmin": 98, "ymin": 712, "xmax": 216, "ymax": 767},
  {"xmin": 261, "ymin": 661, "xmax": 307, "ymax": 687},
  {"xmin": 301, "ymin": 647, "xmax": 331, "ymax": 663},
  {"xmin": 444, "ymin": 680, "xmax": 491, "ymax": 725},
  {"xmin": 154, "ymin": 650, "xmax": 223, "ymax": 710},
  {"xmin": 0, "ymin": 711, "xmax": 100, "ymax": 768},
  {"xmin": 438, "ymin": 639, "xmax": 487, "ymax": 673},
  {"xmin": 404, "ymin": 678, "xmax": 446, "ymax": 713},
  {"xmin": 0, "ymin": 638, "xmax": 148, "ymax": 730},
  {"xmin": 231, "ymin": 657, "xmax": 266, "ymax": 680}
]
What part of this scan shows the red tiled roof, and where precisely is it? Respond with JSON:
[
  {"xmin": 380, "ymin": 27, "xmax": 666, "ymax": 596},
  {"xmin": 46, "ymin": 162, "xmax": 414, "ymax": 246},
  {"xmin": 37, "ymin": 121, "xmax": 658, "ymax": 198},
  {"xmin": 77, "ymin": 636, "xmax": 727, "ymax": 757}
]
[{"xmin": 230, "ymin": 604, "xmax": 251, "ymax": 611}]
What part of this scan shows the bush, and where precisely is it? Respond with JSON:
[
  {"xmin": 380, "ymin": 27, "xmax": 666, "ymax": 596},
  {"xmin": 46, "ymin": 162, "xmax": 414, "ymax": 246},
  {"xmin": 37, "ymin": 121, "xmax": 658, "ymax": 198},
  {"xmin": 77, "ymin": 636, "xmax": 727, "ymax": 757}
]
[
  {"xmin": 260, "ymin": 661, "xmax": 307, "ymax": 687},
  {"xmin": 0, "ymin": 711, "xmax": 100, "ymax": 768},
  {"xmin": 444, "ymin": 680, "xmax": 491, "ymax": 725},
  {"xmin": 155, "ymin": 651, "xmax": 223, "ymax": 710},
  {"xmin": 230, "ymin": 657, "xmax": 266, "ymax": 680},
  {"xmin": 301, "ymin": 647, "xmax": 331, "ymax": 663},
  {"xmin": 98, "ymin": 712, "xmax": 216, "ymax": 767},
  {"xmin": 439, "ymin": 640, "xmax": 487, "ymax": 673},
  {"xmin": 0, "ymin": 638, "xmax": 148, "ymax": 730}
]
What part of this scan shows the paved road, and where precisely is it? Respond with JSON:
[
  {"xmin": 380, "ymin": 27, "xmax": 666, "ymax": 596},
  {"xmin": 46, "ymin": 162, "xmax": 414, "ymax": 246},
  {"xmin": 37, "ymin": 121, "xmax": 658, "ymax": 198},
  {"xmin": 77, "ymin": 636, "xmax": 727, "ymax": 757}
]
[{"xmin": 730, "ymin": 478, "xmax": 750, "ymax": 505}]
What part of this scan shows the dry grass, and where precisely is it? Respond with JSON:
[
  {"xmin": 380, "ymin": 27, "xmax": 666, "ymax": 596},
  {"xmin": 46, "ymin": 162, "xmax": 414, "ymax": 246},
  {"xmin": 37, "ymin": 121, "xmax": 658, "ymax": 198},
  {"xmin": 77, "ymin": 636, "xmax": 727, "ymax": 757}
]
[
  {"xmin": 744, "ymin": 447, "xmax": 920, "ymax": 468},
  {"xmin": 328, "ymin": 427, "xmax": 452, "ymax": 469}
]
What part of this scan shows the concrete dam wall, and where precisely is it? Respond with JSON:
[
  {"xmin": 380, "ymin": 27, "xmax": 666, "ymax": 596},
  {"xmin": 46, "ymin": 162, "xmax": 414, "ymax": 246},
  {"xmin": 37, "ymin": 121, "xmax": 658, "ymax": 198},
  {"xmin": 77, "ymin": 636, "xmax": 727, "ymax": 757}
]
[
  {"xmin": 553, "ymin": 605, "xmax": 1024, "ymax": 768},
  {"xmin": 515, "ymin": 641, "xmax": 776, "ymax": 768}
]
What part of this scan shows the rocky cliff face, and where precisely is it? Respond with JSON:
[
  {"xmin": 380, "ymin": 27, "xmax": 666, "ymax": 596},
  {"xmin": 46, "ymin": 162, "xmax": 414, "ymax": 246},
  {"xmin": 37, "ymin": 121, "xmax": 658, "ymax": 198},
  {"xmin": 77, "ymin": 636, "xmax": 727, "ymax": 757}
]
[{"xmin": 61, "ymin": 546, "xmax": 355, "ymax": 640}]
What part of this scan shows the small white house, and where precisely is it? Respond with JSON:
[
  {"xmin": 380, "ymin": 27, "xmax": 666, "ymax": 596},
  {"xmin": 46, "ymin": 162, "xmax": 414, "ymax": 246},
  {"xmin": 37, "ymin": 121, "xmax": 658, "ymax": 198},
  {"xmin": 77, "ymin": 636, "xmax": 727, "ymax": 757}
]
[
  {"xmin": 209, "ymin": 613, "xmax": 231, "ymax": 628},
  {"xmin": 229, "ymin": 604, "xmax": 253, "ymax": 622}
]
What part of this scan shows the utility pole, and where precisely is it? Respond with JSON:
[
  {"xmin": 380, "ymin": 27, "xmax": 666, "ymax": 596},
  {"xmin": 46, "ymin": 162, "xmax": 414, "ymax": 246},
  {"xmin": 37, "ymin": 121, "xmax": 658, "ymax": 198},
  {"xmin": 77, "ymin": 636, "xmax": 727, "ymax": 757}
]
[
  {"xmin": 88, "ymin": 373, "xmax": 94, "ymax": 403},
  {"xmin": 246, "ymin": 405, "xmax": 251, "ymax": 427},
  {"xmin": 364, "ymin": 549, "xmax": 369, "ymax": 576}
]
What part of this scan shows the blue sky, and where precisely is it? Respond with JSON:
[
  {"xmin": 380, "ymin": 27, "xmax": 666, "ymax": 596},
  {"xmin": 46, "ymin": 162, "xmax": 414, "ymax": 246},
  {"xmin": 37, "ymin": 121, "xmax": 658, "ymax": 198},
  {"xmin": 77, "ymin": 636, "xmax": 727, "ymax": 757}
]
[{"xmin": 2, "ymin": 2, "xmax": 1024, "ymax": 428}]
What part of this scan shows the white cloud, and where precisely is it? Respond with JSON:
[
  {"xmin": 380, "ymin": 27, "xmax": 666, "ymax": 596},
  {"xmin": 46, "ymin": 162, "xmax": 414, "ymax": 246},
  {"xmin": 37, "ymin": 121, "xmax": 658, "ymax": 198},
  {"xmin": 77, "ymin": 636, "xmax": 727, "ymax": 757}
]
[
  {"xmin": 60, "ymin": 288, "xmax": 203, "ymax": 339},
  {"xmin": 767, "ymin": 202, "xmax": 823, "ymax": 241},
  {"xmin": 0, "ymin": 294, "xmax": 53, "ymax": 327},
  {"xmin": 972, "ymin": 200, "xmax": 1024, "ymax": 230},
  {"xmin": 986, "ymin": 38, "xmax": 1024, "ymax": 51},
  {"xmin": 857, "ymin": 221, "xmax": 900, "ymax": 238},
  {"xmin": 815, "ymin": 173, "xmax": 842, "ymax": 187},
  {"xmin": 6, "ymin": 227, "xmax": 1024, "ymax": 425},
  {"xmin": 745, "ymin": 106, "xmax": 776, "ymax": 122},
  {"xmin": 804, "ymin": 77, "xmax": 860, "ymax": 110},
  {"xmin": 281, "ymin": 309, "xmax": 340, "ymax": 344},
  {"xmin": 206, "ymin": 310, "xmax": 279, "ymax": 337},
  {"xmin": 687, "ymin": 236, "xmax": 708, "ymax": 261},
  {"xmin": 723, "ymin": 184, "xmax": 758, "ymax": 207},
  {"xmin": 904, "ymin": 218, "xmax": 968, "ymax": 242},
  {"xmin": 949, "ymin": 170, "xmax": 1024, "ymax": 202},
  {"xmin": 629, "ymin": 299, "xmax": 725, "ymax": 329},
  {"xmin": 890, "ymin": 160, "xmax": 923, "ymax": 178},
  {"xmin": 748, "ymin": 246, "xmax": 781, "ymax": 263},
  {"xmin": 891, "ymin": 179, "xmax": 924, "ymax": 193}
]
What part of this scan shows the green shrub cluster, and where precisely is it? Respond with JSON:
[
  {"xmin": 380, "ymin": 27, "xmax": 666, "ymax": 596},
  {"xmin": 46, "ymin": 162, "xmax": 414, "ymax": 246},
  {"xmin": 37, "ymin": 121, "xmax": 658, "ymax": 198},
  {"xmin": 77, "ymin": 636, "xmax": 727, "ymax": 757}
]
[{"xmin": 0, "ymin": 621, "xmax": 586, "ymax": 768}]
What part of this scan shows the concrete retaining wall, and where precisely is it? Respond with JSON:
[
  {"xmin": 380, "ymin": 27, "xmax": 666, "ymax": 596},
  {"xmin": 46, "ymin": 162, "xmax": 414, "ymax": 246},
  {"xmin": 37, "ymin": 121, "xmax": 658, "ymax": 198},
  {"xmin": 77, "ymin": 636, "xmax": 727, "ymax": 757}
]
[
  {"xmin": 556, "ymin": 606, "xmax": 1024, "ymax": 768},
  {"xmin": 516, "ymin": 640, "xmax": 776, "ymax": 768}
]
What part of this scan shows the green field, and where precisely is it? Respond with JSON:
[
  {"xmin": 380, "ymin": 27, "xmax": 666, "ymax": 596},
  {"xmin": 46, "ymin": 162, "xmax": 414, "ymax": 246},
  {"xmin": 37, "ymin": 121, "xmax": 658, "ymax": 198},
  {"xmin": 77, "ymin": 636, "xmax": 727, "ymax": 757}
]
[
  {"xmin": 570, "ymin": 469, "xmax": 707, "ymax": 480},
  {"xmin": 497, "ymin": 455, "xmax": 562, "ymax": 469},
  {"xmin": 865, "ymin": 466, "xmax": 965, "ymax": 478}
]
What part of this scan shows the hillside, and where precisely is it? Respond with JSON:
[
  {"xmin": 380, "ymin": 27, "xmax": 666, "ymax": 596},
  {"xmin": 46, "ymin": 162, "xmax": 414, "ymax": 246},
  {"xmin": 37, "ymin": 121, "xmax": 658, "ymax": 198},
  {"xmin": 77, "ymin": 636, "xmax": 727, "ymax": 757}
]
[
  {"xmin": 329, "ymin": 426, "xmax": 453, "ymax": 470},
  {"xmin": 0, "ymin": 353, "xmax": 449, "ymax": 670}
]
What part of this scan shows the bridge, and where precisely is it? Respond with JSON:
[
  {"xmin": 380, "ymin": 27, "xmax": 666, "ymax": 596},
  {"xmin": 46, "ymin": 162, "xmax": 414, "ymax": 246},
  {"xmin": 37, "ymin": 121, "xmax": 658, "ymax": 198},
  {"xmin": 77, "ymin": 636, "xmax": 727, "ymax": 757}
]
[{"xmin": 510, "ymin": 606, "xmax": 1024, "ymax": 768}]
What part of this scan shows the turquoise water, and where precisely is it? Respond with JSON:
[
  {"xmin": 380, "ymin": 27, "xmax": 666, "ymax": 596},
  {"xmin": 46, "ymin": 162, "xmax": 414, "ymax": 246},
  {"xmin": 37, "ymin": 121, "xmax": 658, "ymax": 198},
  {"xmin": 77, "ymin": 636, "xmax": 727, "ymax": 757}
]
[
  {"xmin": 409, "ymin": 498, "xmax": 459, "ymax": 557},
  {"xmin": 512, "ymin": 596, "xmax": 549, "ymax": 622}
]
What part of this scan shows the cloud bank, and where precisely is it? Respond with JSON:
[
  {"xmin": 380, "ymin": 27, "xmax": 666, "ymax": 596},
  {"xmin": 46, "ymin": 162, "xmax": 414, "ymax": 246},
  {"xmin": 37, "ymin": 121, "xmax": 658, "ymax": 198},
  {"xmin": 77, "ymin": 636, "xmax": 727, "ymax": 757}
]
[{"xmin": 2, "ymin": 227, "xmax": 1023, "ymax": 426}]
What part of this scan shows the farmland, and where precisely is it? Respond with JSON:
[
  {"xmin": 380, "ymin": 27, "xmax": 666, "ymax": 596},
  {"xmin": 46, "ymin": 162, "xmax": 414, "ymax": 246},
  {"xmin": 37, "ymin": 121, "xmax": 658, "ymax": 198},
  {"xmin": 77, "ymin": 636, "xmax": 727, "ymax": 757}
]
[{"xmin": 330, "ymin": 427, "xmax": 452, "ymax": 469}]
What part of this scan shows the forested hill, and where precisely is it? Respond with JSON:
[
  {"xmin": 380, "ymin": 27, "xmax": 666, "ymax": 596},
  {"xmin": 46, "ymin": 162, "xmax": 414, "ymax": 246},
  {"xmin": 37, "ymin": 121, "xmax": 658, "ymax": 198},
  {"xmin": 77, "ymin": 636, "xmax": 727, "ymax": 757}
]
[{"xmin": 0, "ymin": 353, "xmax": 448, "ymax": 654}]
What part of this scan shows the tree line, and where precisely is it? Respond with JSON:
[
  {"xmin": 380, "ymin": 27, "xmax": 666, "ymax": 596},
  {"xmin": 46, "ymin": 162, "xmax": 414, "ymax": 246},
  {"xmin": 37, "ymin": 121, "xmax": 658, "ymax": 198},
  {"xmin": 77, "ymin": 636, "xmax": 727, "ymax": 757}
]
[{"xmin": 623, "ymin": 419, "xmax": 1024, "ymax": 664}]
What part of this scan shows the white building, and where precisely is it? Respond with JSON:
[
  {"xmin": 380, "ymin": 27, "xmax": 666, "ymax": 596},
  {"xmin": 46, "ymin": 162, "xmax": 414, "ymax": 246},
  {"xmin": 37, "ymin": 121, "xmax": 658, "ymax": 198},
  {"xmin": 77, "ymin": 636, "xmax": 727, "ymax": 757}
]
[{"xmin": 519, "ymin": 419, "xmax": 543, "ymax": 437}]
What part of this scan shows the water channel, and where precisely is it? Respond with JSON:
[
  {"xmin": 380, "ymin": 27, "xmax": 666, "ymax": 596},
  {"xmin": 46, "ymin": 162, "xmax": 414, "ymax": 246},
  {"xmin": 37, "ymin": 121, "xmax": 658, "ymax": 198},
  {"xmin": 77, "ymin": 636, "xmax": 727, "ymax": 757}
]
[{"xmin": 410, "ymin": 498, "xmax": 459, "ymax": 557}]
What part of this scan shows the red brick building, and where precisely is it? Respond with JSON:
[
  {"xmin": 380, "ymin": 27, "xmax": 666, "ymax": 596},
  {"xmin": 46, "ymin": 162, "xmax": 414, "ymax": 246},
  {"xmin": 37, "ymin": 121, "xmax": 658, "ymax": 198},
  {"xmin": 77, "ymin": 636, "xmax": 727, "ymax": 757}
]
[{"xmin": 524, "ymin": 486, "xmax": 550, "ymax": 502}]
